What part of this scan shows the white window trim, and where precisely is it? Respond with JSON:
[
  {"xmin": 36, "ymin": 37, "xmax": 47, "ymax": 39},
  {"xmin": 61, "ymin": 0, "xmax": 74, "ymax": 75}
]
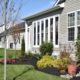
[
  {"xmin": 67, "ymin": 10, "xmax": 80, "ymax": 42},
  {"xmin": 33, "ymin": 14, "xmax": 60, "ymax": 48}
]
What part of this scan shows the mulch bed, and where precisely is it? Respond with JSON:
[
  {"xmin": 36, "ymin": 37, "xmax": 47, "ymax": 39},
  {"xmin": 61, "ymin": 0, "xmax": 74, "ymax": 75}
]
[{"xmin": 36, "ymin": 67, "xmax": 60, "ymax": 76}]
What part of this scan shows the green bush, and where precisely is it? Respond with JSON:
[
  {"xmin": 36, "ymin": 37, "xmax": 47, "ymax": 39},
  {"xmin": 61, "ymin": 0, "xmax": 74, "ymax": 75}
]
[
  {"xmin": 76, "ymin": 34, "xmax": 80, "ymax": 62},
  {"xmin": 40, "ymin": 42, "xmax": 53, "ymax": 56},
  {"xmin": 27, "ymin": 51, "xmax": 34, "ymax": 58},
  {"xmin": 37, "ymin": 54, "xmax": 54, "ymax": 69},
  {"xmin": 21, "ymin": 37, "xmax": 25, "ymax": 57},
  {"xmin": 37, "ymin": 54, "xmax": 69, "ymax": 71}
]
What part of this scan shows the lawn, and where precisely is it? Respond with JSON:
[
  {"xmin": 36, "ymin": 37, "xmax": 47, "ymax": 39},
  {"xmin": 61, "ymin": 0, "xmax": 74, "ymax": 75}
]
[
  {"xmin": 0, "ymin": 64, "xmax": 67, "ymax": 80},
  {"xmin": 0, "ymin": 48, "xmax": 21, "ymax": 59}
]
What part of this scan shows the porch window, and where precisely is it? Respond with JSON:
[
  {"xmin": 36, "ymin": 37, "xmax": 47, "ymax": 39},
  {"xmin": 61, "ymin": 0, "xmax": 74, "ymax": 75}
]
[
  {"xmin": 41, "ymin": 21, "xmax": 44, "ymax": 44},
  {"xmin": 50, "ymin": 18, "xmax": 53, "ymax": 42},
  {"xmin": 34, "ymin": 23, "xmax": 36, "ymax": 45},
  {"xmin": 55, "ymin": 17, "xmax": 59, "ymax": 45},
  {"xmin": 45, "ymin": 19, "xmax": 48, "ymax": 41},
  {"xmin": 37, "ymin": 22, "xmax": 40, "ymax": 45}
]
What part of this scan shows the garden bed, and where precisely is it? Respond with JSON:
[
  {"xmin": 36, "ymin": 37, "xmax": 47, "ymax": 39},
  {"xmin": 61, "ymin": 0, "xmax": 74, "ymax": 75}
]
[{"xmin": 37, "ymin": 67, "xmax": 60, "ymax": 76}]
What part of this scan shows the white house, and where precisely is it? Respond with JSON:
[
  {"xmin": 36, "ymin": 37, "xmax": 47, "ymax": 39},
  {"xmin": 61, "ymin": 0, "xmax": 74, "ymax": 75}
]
[
  {"xmin": 0, "ymin": 22, "xmax": 25, "ymax": 49},
  {"xmin": 24, "ymin": 0, "xmax": 80, "ymax": 56}
]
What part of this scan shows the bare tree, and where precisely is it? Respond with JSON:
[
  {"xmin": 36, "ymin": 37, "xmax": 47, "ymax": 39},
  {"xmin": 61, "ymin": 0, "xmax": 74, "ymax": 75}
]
[
  {"xmin": 0, "ymin": 0, "xmax": 24, "ymax": 80},
  {"xmin": 11, "ymin": 24, "xmax": 20, "ymax": 58}
]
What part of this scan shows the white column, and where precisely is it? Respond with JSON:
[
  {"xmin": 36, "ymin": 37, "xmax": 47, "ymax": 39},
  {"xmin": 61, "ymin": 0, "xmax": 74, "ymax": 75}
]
[
  {"xmin": 28, "ymin": 27, "xmax": 31, "ymax": 50},
  {"xmin": 48, "ymin": 18, "xmax": 50, "ymax": 42},
  {"xmin": 40, "ymin": 21, "xmax": 41, "ymax": 45},
  {"xmin": 25, "ymin": 22, "xmax": 28, "ymax": 52},
  {"xmin": 53, "ymin": 17, "xmax": 55, "ymax": 46},
  {"xmin": 36, "ymin": 21, "xmax": 38, "ymax": 46},
  {"xmin": 44, "ymin": 19, "xmax": 45, "ymax": 42},
  {"xmin": 75, "ymin": 12, "xmax": 77, "ymax": 40}
]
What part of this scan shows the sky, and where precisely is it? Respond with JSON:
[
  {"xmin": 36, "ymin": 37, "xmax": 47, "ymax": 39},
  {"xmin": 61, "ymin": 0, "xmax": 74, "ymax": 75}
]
[{"xmin": 20, "ymin": 0, "xmax": 57, "ymax": 19}]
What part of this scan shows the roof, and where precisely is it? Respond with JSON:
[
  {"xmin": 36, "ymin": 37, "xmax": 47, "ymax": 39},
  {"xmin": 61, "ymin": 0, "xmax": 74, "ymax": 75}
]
[{"xmin": 23, "ymin": 5, "xmax": 63, "ymax": 21}]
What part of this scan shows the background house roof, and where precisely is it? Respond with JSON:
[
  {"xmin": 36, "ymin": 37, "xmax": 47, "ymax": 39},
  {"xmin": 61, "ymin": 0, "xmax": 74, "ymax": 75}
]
[{"xmin": 0, "ymin": 22, "xmax": 25, "ymax": 37}]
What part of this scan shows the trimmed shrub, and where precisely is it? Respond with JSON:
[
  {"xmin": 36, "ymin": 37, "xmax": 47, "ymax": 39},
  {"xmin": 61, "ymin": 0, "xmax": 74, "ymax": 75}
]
[
  {"xmin": 21, "ymin": 37, "xmax": 25, "ymax": 57},
  {"xmin": 40, "ymin": 42, "xmax": 53, "ymax": 56}
]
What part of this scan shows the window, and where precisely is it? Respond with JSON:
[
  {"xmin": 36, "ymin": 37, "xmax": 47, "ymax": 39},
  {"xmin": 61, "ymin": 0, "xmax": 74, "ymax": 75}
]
[
  {"xmin": 68, "ymin": 12, "xmax": 75, "ymax": 41},
  {"xmin": 45, "ymin": 19, "xmax": 48, "ymax": 41},
  {"xmin": 55, "ymin": 17, "xmax": 59, "ymax": 45},
  {"xmin": 37, "ymin": 22, "xmax": 40, "ymax": 45},
  {"xmin": 0, "ymin": 37, "xmax": 1, "ymax": 41},
  {"xmin": 34, "ymin": 23, "xmax": 36, "ymax": 45},
  {"xmin": 68, "ymin": 13, "xmax": 75, "ymax": 26},
  {"xmin": 78, "ymin": 27, "xmax": 80, "ymax": 36},
  {"xmin": 10, "ymin": 43, "xmax": 13, "ymax": 48},
  {"xmin": 77, "ymin": 11, "xmax": 80, "ymax": 25},
  {"xmin": 41, "ymin": 21, "xmax": 44, "ymax": 44},
  {"xmin": 50, "ymin": 18, "xmax": 53, "ymax": 42},
  {"xmin": 68, "ymin": 28, "xmax": 74, "ymax": 41}
]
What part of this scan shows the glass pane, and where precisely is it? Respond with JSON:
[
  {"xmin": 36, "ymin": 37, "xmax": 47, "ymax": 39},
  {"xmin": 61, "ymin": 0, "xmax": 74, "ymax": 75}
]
[
  {"xmin": 77, "ymin": 11, "xmax": 80, "ymax": 25},
  {"xmin": 34, "ymin": 23, "xmax": 36, "ymax": 45},
  {"xmin": 55, "ymin": 17, "xmax": 59, "ymax": 45},
  {"xmin": 37, "ymin": 22, "xmax": 40, "ymax": 45},
  {"xmin": 68, "ymin": 27, "xmax": 74, "ymax": 41},
  {"xmin": 68, "ymin": 13, "xmax": 75, "ymax": 26},
  {"xmin": 45, "ymin": 19, "xmax": 48, "ymax": 41},
  {"xmin": 41, "ymin": 21, "xmax": 44, "ymax": 43},
  {"xmin": 50, "ymin": 18, "xmax": 53, "ymax": 42},
  {"xmin": 78, "ymin": 27, "xmax": 80, "ymax": 36}
]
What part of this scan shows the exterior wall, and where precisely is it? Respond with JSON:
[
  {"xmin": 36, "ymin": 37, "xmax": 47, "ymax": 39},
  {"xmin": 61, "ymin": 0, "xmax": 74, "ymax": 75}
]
[
  {"xmin": 0, "ymin": 25, "xmax": 5, "ymax": 34},
  {"xmin": 59, "ymin": 0, "xmax": 80, "ymax": 53},
  {"xmin": 25, "ymin": 13, "xmax": 61, "ymax": 54}
]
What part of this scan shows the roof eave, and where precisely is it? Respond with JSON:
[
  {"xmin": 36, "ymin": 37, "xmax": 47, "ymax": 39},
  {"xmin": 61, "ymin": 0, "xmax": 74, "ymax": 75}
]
[{"xmin": 23, "ymin": 6, "xmax": 63, "ymax": 21}]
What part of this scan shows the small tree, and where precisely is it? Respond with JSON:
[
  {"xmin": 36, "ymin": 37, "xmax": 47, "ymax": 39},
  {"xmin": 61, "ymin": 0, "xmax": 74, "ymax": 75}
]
[
  {"xmin": 21, "ymin": 37, "xmax": 25, "ymax": 57},
  {"xmin": 76, "ymin": 34, "xmax": 80, "ymax": 62},
  {"xmin": 11, "ymin": 25, "xmax": 20, "ymax": 58},
  {"xmin": 40, "ymin": 42, "xmax": 53, "ymax": 56}
]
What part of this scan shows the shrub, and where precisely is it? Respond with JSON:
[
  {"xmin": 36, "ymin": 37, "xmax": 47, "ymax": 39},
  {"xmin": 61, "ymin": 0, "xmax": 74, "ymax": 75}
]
[
  {"xmin": 53, "ymin": 58, "xmax": 69, "ymax": 70},
  {"xmin": 21, "ymin": 37, "xmax": 25, "ymax": 57},
  {"xmin": 37, "ymin": 54, "xmax": 69, "ymax": 71},
  {"xmin": 37, "ymin": 54, "xmax": 54, "ymax": 69},
  {"xmin": 27, "ymin": 51, "xmax": 34, "ymax": 58},
  {"xmin": 40, "ymin": 42, "xmax": 53, "ymax": 56},
  {"xmin": 76, "ymin": 34, "xmax": 80, "ymax": 62}
]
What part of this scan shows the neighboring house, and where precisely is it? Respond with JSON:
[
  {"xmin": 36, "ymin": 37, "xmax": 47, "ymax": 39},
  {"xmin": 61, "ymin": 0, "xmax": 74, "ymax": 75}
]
[
  {"xmin": 0, "ymin": 22, "xmax": 25, "ymax": 49},
  {"xmin": 24, "ymin": 0, "xmax": 80, "ymax": 56}
]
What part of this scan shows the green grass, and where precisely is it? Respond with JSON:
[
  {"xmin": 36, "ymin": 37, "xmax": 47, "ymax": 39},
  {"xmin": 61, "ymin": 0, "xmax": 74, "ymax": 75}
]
[
  {"xmin": 0, "ymin": 48, "xmax": 21, "ymax": 59},
  {"xmin": 0, "ymin": 64, "xmax": 67, "ymax": 80}
]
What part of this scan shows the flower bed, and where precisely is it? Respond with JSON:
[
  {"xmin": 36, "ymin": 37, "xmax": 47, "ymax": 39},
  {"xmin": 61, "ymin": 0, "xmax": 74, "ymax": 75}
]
[{"xmin": 0, "ymin": 59, "xmax": 16, "ymax": 64}]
